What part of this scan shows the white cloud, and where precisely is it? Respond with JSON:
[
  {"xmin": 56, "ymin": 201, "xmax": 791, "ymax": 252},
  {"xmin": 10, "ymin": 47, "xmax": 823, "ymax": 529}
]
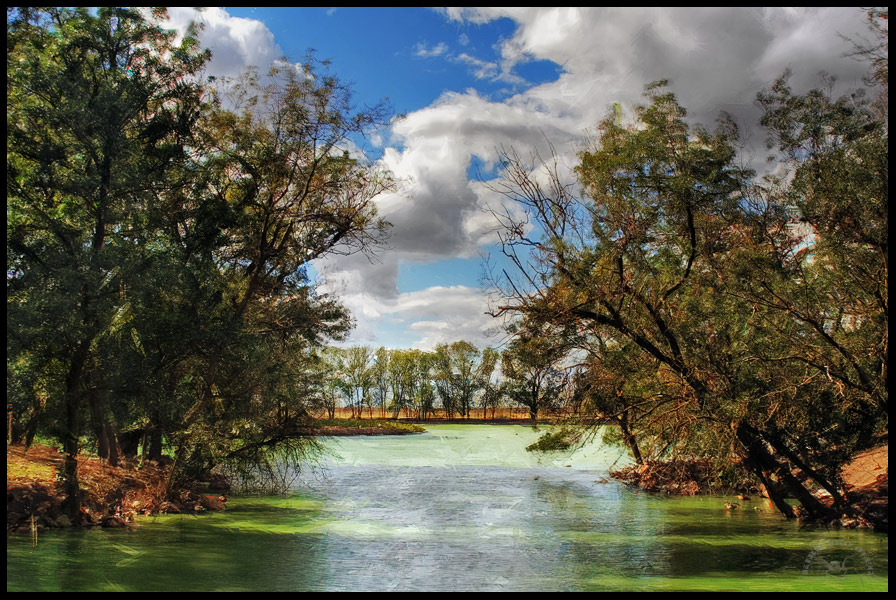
[
  {"xmin": 326, "ymin": 284, "xmax": 506, "ymax": 351},
  {"xmin": 444, "ymin": 7, "xmax": 869, "ymax": 134},
  {"xmin": 160, "ymin": 7, "xmax": 878, "ymax": 350},
  {"xmin": 415, "ymin": 41, "xmax": 449, "ymax": 58},
  {"xmin": 456, "ymin": 53, "xmax": 499, "ymax": 80},
  {"xmin": 161, "ymin": 7, "xmax": 283, "ymax": 80}
]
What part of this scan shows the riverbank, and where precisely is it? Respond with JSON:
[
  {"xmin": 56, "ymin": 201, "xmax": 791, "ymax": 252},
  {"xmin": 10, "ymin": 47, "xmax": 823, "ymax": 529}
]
[
  {"xmin": 609, "ymin": 445, "xmax": 888, "ymax": 532},
  {"xmin": 6, "ymin": 443, "xmax": 222, "ymax": 532},
  {"xmin": 6, "ymin": 421, "xmax": 424, "ymax": 531},
  {"xmin": 313, "ymin": 419, "xmax": 426, "ymax": 436}
]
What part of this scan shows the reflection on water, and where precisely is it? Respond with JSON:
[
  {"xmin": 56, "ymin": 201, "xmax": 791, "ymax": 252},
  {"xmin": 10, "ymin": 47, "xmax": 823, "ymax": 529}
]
[{"xmin": 7, "ymin": 425, "xmax": 888, "ymax": 591}]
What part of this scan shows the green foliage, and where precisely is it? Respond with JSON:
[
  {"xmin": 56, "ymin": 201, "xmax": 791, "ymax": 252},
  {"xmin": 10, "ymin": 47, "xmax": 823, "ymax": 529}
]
[
  {"xmin": 312, "ymin": 343, "xmax": 504, "ymax": 420},
  {"xmin": 316, "ymin": 419, "xmax": 425, "ymax": 433},
  {"xmin": 7, "ymin": 8, "xmax": 392, "ymax": 510},
  {"xmin": 501, "ymin": 324, "xmax": 569, "ymax": 420},
  {"xmin": 433, "ymin": 341, "xmax": 494, "ymax": 418},
  {"xmin": 526, "ymin": 428, "xmax": 578, "ymax": 452},
  {"xmin": 492, "ymin": 31, "xmax": 887, "ymax": 521}
]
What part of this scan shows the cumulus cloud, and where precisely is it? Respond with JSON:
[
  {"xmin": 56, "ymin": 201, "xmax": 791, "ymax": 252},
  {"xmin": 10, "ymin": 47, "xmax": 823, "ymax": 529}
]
[
  {"xmin": 161, "ymin": 7, "xmax": 283, "ymax": 80},
  {"xmin": 331, "ymin": 7, "xmax": 874, "ymax": 348},
  {"xmin": 456, "ymin": 8, "xmax": 868, "ymax": 140},
  {"xmin": 330, "ymin": 285, "xmax": 507, "ymax": 351},
  {"xmin": 159, "ymin": 7, "xmax": 878, "ymax": 350}
]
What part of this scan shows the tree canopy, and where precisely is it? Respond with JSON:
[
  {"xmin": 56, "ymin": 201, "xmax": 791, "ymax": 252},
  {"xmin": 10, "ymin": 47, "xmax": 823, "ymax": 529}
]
[
  {"xmin": 489, "ymin": 28, "xmax": 887, "ymax": 522},
  {"xmin": 7, "ymin": 8, "xmax": 392, "ymax": 514}
]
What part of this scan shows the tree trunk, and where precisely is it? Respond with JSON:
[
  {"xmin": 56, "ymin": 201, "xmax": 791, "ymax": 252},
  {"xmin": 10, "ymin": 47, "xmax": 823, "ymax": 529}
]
[
  {"xmin": 147, "ymin": 428, "xmax": 164, "ymax": 463},
  {"xmin": 61, "ymin": 337, "xmax": 94, "ymax": 520},
  {"xmin": 62, "ymin": 391, "xmax": 83, "ymax": 521},
  {"xmin": 23, "ymin": 400, "xmax": 44, "ymax": 450},
  {"xmin": 88, "ymin": 393, "xmax": 120, "ymax": 467},
  {"xmin": 762, "ymin": 427, "xmax": 846, "ymax": 511},
  {"xmin": 618, "ymin": 413, "xmax": 643, "ymax": 465},
  {"xmin": 735, "ymin": 421, "xmax": 835, "ymax": 521}
]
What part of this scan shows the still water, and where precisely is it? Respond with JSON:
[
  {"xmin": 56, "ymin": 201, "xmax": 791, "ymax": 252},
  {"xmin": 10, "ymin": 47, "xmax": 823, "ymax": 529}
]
[{"xmin": 7, "ymin": 425, "xmax": 888, "ymax": 591}]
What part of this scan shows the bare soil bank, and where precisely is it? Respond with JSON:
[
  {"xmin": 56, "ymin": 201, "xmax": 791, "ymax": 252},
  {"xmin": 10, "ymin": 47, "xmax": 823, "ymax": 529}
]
[
  {"xmin": 610, "ymin": 445, "xmax": 888, "ymax": 532},
  {"xmin": 7, "ymin": 444, "xmax": 226, "ymax": 532}
]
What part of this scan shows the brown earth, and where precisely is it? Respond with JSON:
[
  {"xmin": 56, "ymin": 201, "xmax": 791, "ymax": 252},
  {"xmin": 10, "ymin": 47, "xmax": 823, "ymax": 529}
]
[
  {"xmin": 610, "ymin": 445, "xmax": 888, "ymax": 531},
  {"xmin": 610, "ymin": 457, "xmax": 751, "ymax": 496},
  {"xmin": 6, "ymin": 443, "xmax": 226, "ymax": 532},
  {"xmin": 839, "ymin": 445, "xmax": 888, "ymax": 532},
  {"xmin": 841, "ymin": 445, "xmax": 888, "ymax": 489}
]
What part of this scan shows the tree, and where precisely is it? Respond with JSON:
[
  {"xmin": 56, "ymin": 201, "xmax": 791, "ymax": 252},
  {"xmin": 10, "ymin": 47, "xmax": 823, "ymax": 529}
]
[
  {"xmin": 753, "ymin": 71, "xmax": 887, "ymax": 419},
  {"xmin": 434, "ymin": 341, "xmax": 482, "ymax": 418},
  {"xmin": 167, "ymin": 54, "xmax": 393, "ymax": 442},
  {"xmin": 119, "ymin": 52, "xmax": 392, "ymax": 486},
  {"xmin": 316, "ymin": 347, "xmax": 346, "ymax": 420},
  {"xmin": 7, "ymin": 9, "xmax": 394, "ymax": 512},
  {"xmin": 388, "ymin": 349, "xmax": 417, "ymax": 418},
  {"xmin": 8, "ymin": 7, "xmax": 210, "ymax": 517},
  {"xmin": 411, "ymin": 350, "xmax": 438, "ymax": 419},
  {"xmin": 370, "ymin": 347, "xmax": 392, "ymax": 418},
  {"xmin": 491, "ymin": 61, "xmax": 888, "ymax": 522},
  {"xmin": 716, "ymin": 67, "xmax": 889, "ymax": 516},
  {"xmin": 500, "ymin": 328, "xmax": 567, "ymax": 421},
  {"xmin": 490, "ymin": 81, "xmax": 751, "ymax": 418},
  {"xmin": 489, "ymin": 82, "xmax": 849, "ymax": 520},
  {"xmin": 343, "ymin": 346, "xmax": 373, "ymax": 418},
  {"xmin": 476, "ymin": 347, "xmax": 502, "ymax": 419}
]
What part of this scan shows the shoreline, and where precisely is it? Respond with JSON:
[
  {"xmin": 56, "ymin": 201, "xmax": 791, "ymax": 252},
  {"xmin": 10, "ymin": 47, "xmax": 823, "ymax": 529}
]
[
  {"xmin": 8, "ymin": 430, "xmax": 886, "ymax": 534},
  {"xmin": 609, "ymin": 447, "xmax": 888, "ymax": 532}
]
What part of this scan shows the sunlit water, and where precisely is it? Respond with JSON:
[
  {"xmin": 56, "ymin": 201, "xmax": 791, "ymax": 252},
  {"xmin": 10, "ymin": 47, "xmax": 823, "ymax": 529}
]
[{"xmin": 7, "ymin": 425, "xmax": 888, "ymax": 591}]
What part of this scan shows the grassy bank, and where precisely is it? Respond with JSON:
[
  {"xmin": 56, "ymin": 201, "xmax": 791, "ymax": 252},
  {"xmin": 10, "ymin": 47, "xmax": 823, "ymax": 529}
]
[{"xmin": 314, "ymin": 419, "xmax": 425, "ymax": 436}]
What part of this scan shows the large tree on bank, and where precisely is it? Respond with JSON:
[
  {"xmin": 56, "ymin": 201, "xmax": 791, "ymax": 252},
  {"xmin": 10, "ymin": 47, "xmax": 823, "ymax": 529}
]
[
  {"xmin": 489, "ymin": 70, "xmax": 887, "ymax": 522},
  {"xmin": 8, "ymin": 7, "xmax": 393, "ymax": 514},
  {"xmin": 8, "ymin": 7, "xmax": 211, "ymax": 517}
]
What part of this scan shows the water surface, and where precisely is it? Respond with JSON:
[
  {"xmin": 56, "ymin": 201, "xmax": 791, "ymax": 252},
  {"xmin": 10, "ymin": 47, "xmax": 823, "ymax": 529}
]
[{"xmin": 7, "ymin": 425, "xmax": 888, "ymax": 591}]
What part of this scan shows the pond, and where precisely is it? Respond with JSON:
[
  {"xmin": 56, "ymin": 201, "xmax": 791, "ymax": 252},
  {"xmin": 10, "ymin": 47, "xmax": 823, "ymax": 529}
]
[{"xmin": 7, "ymin": 425, "xmax": 888, "ymax": 591}]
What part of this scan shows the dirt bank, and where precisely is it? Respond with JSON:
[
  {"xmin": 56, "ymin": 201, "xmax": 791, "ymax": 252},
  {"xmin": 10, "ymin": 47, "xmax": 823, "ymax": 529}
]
[
  {"xmin": 610, "ymin": 458, "xmax": 750, "ymax": 496},
  {"xmin": 311, "ymin": 419, "xmax": 426, "ymax": 436},
  {"xmin": 610, "ymin": 445, "xmax": 888, "ymax": 531},
  {"xmin": 7, "ymin": 443, "xmax": 226, "ymax": 532},
  {"xmin": 839, "ymin": 445, "xmax": 888, "ymax": 532}
]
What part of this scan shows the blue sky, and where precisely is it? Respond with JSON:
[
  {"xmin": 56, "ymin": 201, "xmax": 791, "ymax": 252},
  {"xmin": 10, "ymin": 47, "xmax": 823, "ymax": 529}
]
[
  {"xmin": 225, "ymin": 7, "xmax": 561, "ymax": 112},
  {"xmin": 163, "ymin": 7, "xmax": 875, "ymax": 350}
]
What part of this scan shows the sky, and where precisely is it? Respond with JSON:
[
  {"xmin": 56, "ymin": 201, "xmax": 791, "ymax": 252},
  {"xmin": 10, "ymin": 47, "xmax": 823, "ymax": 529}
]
[{"xmin": 161, "ymin": 7, "xmax": 876, "ymax": 351}]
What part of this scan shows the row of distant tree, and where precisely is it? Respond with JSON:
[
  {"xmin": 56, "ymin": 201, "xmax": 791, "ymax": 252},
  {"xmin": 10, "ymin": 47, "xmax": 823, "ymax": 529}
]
[{"xmin": 313, "ymin": 340, "xmax": 571, "ymax": 421}]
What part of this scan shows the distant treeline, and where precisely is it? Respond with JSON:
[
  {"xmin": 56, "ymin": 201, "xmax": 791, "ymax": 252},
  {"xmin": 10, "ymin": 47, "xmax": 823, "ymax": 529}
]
[{"xmin": 313, "ymin": 341, "xmax": 572, "ymax": 421}]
